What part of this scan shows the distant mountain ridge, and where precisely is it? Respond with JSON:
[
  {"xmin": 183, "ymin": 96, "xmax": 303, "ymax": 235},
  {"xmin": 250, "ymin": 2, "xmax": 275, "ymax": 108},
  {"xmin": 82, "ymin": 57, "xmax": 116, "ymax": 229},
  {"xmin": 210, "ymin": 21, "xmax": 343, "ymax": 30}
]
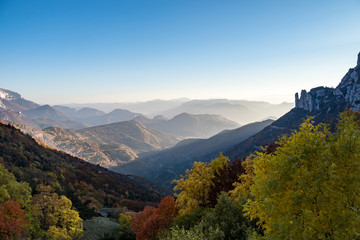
[
  {"xmin": 23, "ymin": 104, "xmax": 71, "ymax": 121},
  {"xmin": 153, "ymin": 99, "xmax": 293, "ymax": 125},
  {"xmin": 134, "ymin": 112, "xmax": 240, "ymax": 138},
  {"xmin": 63, "ymin": 99, "xmax": 293, "ymax": 125}
]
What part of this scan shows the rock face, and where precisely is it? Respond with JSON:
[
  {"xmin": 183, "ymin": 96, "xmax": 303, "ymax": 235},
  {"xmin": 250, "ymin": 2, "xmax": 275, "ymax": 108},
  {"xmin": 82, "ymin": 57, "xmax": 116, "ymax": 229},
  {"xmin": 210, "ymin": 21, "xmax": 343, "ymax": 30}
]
[{"xmin": 295, "ymin": 52, "xmax": 360, "ymax": 112}]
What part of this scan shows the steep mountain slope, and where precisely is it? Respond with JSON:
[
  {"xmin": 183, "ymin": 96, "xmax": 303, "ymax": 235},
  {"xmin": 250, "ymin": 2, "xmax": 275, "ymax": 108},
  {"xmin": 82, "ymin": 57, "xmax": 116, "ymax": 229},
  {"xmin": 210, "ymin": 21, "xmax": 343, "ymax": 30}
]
[
  {"xmin": 135, "ymin": 113, "xmax": 240, "ymax": 138},
  {"xmin": 0, "ymin": 122, "xmax": 170, "ymax": 215},
  {"xmin": 0, "ymin": 88, "xmax": 40, "ymax": 111},
  {"xmin": 77, "ymin": 120, "xmax": 179, "ymax": 153},
  {"xmin": 114, "ymin": 119, "xmax": 273, "ymax": 185},
  {"xmin": 226, "ymin": 52, "xmax": 360, "ymax": 160},
  {"xmin": 44, "ymin": 126, "xmax": 138, "ymax": 166}
]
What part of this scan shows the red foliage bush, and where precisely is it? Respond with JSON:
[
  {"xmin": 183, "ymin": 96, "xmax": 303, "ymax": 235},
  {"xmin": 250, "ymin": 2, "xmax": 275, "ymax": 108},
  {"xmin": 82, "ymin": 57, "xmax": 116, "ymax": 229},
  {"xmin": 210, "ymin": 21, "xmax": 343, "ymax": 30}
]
[
  {"xmin": 0, "ymin": 200, "xmax": 28, "ymax": 239},
  {"xmin": 130, "ymin": 196, "xmax": 178, "ymax": 240}
]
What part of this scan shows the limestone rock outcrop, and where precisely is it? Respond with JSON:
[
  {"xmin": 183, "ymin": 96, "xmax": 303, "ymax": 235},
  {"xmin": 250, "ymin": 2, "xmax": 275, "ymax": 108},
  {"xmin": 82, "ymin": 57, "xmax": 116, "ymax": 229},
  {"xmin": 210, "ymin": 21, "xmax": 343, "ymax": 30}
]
[{"xmin": 295, "ymin": 52, "xmax": 360, "ymax": 112}]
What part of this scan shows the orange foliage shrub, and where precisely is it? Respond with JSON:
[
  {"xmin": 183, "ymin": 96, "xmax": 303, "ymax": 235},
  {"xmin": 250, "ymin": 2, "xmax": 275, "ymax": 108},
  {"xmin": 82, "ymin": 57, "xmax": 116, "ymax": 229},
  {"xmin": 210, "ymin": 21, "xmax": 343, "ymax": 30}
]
[
  {"xmin": 0, "ymin": 200, "xmax": 28, "ymax": 239},
  {"xmin": 130, "ymin": 196, "xmax": 178, "ymax": 240}
]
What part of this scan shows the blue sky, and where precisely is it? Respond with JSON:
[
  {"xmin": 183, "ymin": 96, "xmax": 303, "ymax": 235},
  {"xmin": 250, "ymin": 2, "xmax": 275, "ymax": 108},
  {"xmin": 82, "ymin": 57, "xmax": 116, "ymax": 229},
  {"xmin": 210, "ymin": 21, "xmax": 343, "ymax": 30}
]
[{"xmin": 1, "ymin": 0, "xmax": 360, "ymax": 105}]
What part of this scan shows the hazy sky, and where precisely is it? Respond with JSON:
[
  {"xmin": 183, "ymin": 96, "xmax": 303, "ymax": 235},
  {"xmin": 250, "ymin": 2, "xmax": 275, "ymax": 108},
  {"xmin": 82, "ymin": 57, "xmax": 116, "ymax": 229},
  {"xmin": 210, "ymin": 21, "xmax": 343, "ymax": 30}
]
[{"xmin": 1, "ymin": 0, "xmax": 360, "ymax": 105}]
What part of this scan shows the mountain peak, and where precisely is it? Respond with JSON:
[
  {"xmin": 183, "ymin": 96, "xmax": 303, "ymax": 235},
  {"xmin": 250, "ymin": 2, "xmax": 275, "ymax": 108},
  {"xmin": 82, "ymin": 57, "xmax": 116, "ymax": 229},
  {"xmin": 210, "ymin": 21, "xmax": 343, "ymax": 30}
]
[
  {"xmin": 357, "ymin": 52, "xmax": 360, "ymax": 66},
  {"xmin": 0, "ymin": 88, "xmax": 21, "ymax": 101}
]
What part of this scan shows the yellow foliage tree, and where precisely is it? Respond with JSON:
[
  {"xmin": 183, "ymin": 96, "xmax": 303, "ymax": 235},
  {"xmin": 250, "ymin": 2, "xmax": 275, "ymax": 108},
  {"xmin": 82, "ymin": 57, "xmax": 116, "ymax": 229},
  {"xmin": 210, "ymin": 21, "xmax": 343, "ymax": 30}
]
[
  {"xmin": 173, "ymin": 153, "xmax": 229, "ymax": 215},
  {"xmin": 246, "ymin": 113, "xmax": 360, "ymax": 239},
  {"xmin": 31, "ymin": 185, "xmax": 83, "ymax": 240}
]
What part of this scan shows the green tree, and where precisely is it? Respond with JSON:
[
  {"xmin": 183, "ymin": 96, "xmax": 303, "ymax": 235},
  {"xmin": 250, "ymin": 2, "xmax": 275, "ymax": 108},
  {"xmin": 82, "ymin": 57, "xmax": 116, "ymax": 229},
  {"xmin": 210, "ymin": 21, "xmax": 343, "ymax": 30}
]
[
  {"xmin": 31, "ymin": 184, "xmax": 83, "ymax": 240},
  {"xmin": 0, "ymin": 164, "xmax": 31, "ymax": 208},
  {"xmin": 246, "ymin": 113, "xmax": 360, "ymax": 239},
  {"xmin": 199, "ymin": 193, "xmax": 249, "ymax": 240},
  {"xmin": 118, "ymin": 213, "xmax": 135, "ymax": 240},
  {"xmin": 160, "ymin": 224, "xmax": 224, "ymax": 240}
]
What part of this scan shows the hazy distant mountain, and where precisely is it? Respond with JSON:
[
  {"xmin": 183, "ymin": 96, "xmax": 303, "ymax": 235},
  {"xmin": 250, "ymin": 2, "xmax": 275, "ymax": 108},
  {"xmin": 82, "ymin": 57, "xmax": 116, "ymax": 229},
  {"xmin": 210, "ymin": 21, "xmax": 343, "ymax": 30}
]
[
  {"xmin": 23, "ymin": 104, "xmax": 71, "ymax": 121},
  {"xmin": 87, "ymin": 109, "xmax": 143, "ymax": 126},
  {"xmin": 62, "ymin": 99, "xmax": 293, "ymax": 125},
  {"xmin": 0, "ymin": 88, "xmax": 40, "ymax": 112},
  {"xmin": 114, "ymin": 119, "xmax": 273, "ymax": 185},
  {"xmin": 63, "ymin": 98, "xmax": 189, "ymax": 115},
  {"xmin": 157, "ymin": 99, "xmax": 293, "ymax": 125},
  {"xmin": 226, "ymin": 52, "xmax": 360, "ymax": 160},
  {"xmin": 135, "ymin": 113, "xmax": 240, "ymax": 138},
  {"xmin": 53, "ymin": 105, "xmax": 106, "ymax": 120},
  {"xmin": 54, "ymin": 105, "xmax": 143, "ymax": 126}
]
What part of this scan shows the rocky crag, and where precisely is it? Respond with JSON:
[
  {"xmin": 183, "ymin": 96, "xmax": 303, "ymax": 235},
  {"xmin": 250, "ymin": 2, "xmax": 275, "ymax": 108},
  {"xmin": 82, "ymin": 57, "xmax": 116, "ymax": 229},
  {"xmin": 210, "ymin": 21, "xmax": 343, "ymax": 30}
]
[{"xmin": 227, "ymin": 52, "xmax": 360, "ymax": 160}]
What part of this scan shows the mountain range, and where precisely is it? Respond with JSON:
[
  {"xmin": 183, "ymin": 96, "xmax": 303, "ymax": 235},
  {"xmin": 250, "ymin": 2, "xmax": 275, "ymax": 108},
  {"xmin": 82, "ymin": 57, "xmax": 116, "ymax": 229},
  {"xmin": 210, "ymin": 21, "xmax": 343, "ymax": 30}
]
[
  {"xmin": 114, "ymin": 119, "xmax": 274, "ymax": 185},
  {"xmin": 134, "ymin": 113, "xmax": 240, "ymax": 138},
  {"xmin": 0, "ymin": 91, "xmax": 244, "ymax": 139},
  {"xmin": 64, "ymin": 99, "xmax": 293, "ymax": 125}
]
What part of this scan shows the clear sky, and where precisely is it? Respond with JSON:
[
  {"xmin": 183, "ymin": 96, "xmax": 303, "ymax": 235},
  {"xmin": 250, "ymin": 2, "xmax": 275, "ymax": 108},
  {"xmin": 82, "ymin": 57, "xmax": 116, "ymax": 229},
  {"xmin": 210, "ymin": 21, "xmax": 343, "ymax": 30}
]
[{"xmin": 1, "ymin": 0, "xmax": 360, "ymax": 105}]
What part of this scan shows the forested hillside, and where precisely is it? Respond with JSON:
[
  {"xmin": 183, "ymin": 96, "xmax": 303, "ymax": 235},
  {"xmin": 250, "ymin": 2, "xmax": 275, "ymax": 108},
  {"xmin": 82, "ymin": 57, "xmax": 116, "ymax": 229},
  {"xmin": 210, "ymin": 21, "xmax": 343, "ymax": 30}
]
[{"xmin": 0, "ymin": 122, "xmax": 169, "ymax": 213}]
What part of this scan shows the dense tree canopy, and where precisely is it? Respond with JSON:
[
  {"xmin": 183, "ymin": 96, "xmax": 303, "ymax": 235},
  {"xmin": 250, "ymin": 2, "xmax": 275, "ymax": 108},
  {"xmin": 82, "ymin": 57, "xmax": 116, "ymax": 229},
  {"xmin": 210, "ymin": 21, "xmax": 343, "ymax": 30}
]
[
  {"xmin": 0, "ymin": 164, "xmax": 31, "ymax": 208},
  {"xmin": 31, "ymin": 184, "xmax": 83, "ymax": 240},
  {"xmin": 246, "ymin": 113, "xmax": 360, "ymax": 239},
  {"xmin": 173, "ymin": 153, "xmax": 229, "ymax": 215}
]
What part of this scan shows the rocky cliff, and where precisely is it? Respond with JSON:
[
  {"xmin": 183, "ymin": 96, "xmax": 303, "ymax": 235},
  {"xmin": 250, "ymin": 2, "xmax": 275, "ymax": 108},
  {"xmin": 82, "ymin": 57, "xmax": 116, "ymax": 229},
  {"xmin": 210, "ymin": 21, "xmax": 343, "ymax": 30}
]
[{"xmin": 295, "ymin": 52, "xmax": 360, "ymax": 112}]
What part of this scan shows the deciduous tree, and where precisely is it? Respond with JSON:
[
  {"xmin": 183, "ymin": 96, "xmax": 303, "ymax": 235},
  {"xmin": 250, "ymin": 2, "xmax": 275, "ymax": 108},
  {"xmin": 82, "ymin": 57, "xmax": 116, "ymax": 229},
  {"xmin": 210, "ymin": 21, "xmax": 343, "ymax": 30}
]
[
  {"xmin": 31, "ymin": 184, "xmax": 83, "ymax": 240},
  {"xmin": 246, "ymin": 113, "xmax": 360, "ymax": 239},
  {"xmin": 130, "ymin": 196, "xmax": 177, "ymax": 240},
  {"xmin": 173, "ymin": 154, "xmax": 229, "ymax": 215},
  {"xmin": 0, "ymin": 200, "xmax": 28, "ymax": 240}
]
